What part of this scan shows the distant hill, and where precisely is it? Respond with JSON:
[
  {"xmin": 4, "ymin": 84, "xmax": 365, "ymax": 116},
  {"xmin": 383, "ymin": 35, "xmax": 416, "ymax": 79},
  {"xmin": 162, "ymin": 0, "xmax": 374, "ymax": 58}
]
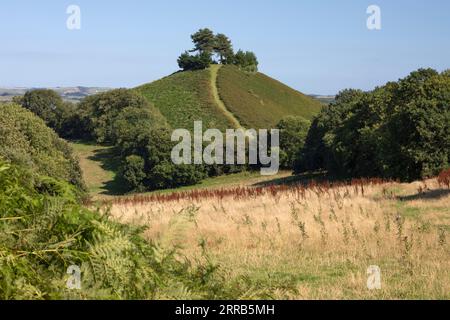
[
  {"xmin": 0, "ymin": 86, "xmax": 111, "ymax": 103},
  {"xmin": 136, "ymin": 65, "xmax": 322, "ymax": 130},
  {"xmin": 308, "ymin": 94, "xmax": 336, "ymax": 105}
]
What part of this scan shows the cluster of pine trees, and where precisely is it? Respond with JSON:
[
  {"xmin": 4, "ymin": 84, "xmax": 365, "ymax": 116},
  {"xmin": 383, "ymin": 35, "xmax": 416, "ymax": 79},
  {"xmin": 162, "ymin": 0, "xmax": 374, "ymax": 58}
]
[{"xmin": 177, "ymin": 28, "xmax": 259, "ymax": 72}]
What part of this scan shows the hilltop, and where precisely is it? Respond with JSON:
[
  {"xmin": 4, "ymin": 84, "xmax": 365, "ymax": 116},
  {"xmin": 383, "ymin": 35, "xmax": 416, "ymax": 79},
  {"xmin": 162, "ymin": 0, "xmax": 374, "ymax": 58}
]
[{"xmin": 136, "ymin": 65, "xmax": 322, "ymax": 130}]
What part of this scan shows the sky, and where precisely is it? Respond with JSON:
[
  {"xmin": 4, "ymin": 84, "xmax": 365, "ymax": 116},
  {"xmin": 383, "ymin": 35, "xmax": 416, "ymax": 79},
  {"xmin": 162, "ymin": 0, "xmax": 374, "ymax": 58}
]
[{"xmin": 0, "ymin": 0, "xmax": 449, "ymax": 94}]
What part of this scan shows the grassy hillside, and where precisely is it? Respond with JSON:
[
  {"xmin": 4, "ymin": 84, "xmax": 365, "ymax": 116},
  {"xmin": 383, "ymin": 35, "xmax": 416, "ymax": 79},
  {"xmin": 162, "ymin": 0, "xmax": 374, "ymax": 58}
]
[
  {"xmin": 135, "ymin": 69, "xmax": 234, "ymax": 131},
  {"xmin": 217, "ymin": 65, "xmax": 322, "ymax": 128},
  {"xmin": 135, "ymin": 66, "xmax": 322, "ymax": 131}
]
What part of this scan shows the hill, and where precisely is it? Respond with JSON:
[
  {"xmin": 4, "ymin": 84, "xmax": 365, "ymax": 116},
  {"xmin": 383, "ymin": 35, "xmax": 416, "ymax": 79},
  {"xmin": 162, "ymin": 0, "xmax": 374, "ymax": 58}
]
[
  {"xmin": 135, "ymin": 69, "xmax": 235, "ymax": 131},
  {"xmin": 216, "ymin": 65, "xmax": 323, "ymax": 128},
  {"xmin": 135, "ymin": 65, "xmax": 322, "ymax": 130}
]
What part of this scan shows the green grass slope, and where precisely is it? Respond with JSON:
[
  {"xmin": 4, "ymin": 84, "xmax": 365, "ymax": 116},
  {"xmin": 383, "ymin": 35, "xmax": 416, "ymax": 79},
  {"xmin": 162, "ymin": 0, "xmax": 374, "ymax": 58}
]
[
  {"xmin": 135, "ymin": 65, "xmax": 322, "ymax": 131},
  {"xmin": 135, "ymin": 69, "xmax": 234, "ymax": 131},
  {"xmin": 217, "ymin": 65, "xmax": 322, "ymax": 128}
]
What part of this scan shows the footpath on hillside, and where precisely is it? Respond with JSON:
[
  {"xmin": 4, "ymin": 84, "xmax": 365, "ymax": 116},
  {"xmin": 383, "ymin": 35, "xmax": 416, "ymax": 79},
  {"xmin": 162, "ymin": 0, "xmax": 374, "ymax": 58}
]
[{"xmin": 209, "ymin": 65, "xmax": 243, "ymax": 129}]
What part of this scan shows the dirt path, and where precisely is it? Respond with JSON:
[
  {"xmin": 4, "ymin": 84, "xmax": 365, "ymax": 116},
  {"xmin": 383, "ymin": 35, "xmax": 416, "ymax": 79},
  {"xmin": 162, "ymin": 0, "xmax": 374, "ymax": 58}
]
[{"xmin": 209, "ymin": 65, "xmax": 242, "ymax": 129}]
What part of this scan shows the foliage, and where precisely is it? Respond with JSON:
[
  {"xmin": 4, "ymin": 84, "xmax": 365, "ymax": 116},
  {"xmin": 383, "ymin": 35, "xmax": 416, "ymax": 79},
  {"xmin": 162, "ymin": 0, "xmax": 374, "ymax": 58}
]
[
  {"xmin": 190, "ymin": 28, "xmax": 216, "ymax": 55},
  {"xmin": 233, "ymin": 50, "xmax": 259, "ymax": 72},
  {"xmin": 76, "ymin": 88, "xmax": 207, "ymax": 192},
  {"xmin": 217, "ymin": 65, "xmax": 323, "ymax": 129},
  {"xmin": 0, "ymin": 103, "xmax": 85, "ymax": 191},
  {"xmin": 276, "ymin": 116, "xmax": 311, "ymax": 169},
  {"xmin": 178, "ymin": 51, "xmax": 213, "ymax": 71},
  {"xmin": 214, "ymin": 33, "xmax": 234, "ymax": 64},
  {"xmin": 118, "ymin": 126, "xmax": 208, "ymax": 192},
  {"xmin": 296, "ymin": 69, "xmax": 450, "ymax": 181},
  {"xmin": 78, "ymin": 89, "xmax": 154, "ymax": 144},
  {"xmin": 18, "ymin": 89, "xmax": 79, "ymax": 138},
  {"xmin": 178, "ymin": 29, "xmax": 258, "ymax": 71},
  {"xmin": 0, "ymin": 160, "xmax": 252, "ymax": 300}
]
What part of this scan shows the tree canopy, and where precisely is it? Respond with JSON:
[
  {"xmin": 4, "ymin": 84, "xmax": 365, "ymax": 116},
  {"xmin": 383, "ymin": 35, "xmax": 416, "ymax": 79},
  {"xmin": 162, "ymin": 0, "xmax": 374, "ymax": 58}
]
[
  {"xmin": 178, "ymin": 28, "xmax": 258, "ymax": 72},
  {"xmin": 295, "ymin": 68, "xmax": 450, "ymax": 182}
]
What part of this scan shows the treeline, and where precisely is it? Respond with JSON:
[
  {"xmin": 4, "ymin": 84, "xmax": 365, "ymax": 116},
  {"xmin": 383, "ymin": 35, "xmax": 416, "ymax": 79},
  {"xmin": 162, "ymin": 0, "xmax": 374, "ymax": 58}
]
[
  {"xmin": 294, "ymin": 68, "xmax": 450, "ymax": 181},
  {"xmin": 12, "ymin": 88, "xmax": 249, "ymax": 192},
  {"xmin": 178, "ymin": 28, "xmax": 259, "ymax": 72}
]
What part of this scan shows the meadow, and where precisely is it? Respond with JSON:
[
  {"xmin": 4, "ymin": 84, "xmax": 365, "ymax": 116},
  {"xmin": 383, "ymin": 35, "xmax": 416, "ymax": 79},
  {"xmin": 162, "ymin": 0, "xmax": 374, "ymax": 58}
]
[{"xmin": 105, "ymin": 175, "xmax": 450, "ymax": 299}]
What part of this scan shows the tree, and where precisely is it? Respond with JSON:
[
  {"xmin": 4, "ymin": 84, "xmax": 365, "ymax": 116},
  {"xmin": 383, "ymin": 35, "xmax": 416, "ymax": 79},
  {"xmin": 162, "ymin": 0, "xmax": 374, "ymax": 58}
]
[
  {"xmin": 178, "ymin": 51, "xmax": 213, "ymax": 71},
  {"xmin": 295, "ymin": 69, "xmax": 450, "ymax": 182},
  {"xmin": 214, "ymin": 33, "xmax": 234, "ymax": 64},
  {"xmin": 190, "ymin": 28, "xmax": 216, "ymax": 54},
  {"xmin": 121, "ymin": 155, "xmax": 147, "ymax": 192},
  {"xmin": 78, "ymin": 89, "xmax": 152, "ymax": 143},
  {"xmin": 276, "ymin": 116, "xmax": 310, "ymax": 169},
  {"xmin": 234, "ymin": 50, "xmax": 259, "ymax": 72},
  {"xmin": 20, "ymin": 89, "xmax": 65, "ymax": 133}
]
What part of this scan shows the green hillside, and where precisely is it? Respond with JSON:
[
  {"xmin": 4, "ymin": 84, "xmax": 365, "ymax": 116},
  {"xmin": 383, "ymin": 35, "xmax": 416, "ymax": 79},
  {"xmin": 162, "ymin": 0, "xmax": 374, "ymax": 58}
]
[
  {"xmin": 217, "ymin": 65, "xmax": 322, "ymax": 129},
  {"xmin": 135, "ymin": 69, "xmax": 234, "ymax": 131},
  {"xmin": 136, "ymin": 65, "xmax": 322, "ymax": 131}
]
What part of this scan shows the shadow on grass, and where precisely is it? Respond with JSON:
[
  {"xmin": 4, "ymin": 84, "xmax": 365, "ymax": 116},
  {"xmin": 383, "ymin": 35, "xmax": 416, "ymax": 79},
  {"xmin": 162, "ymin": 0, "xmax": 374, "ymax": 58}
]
[
  {"xmin": 88, "ymin": 147, "xmax": 128, "ymax": 196},
  {"xmin": 399, "ymin": 189, "xmax": 450, "ymax": 202},
  {"xmin": 252, "ymin": 171, "xmax": 328, "ymax": 187}
]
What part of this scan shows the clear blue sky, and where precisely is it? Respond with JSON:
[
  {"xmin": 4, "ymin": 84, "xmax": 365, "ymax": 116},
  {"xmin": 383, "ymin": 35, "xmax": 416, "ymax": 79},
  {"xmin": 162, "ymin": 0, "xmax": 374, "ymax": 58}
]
[{"xmin": 0, "ymin": 0, "xmax": 449, "ymax": 94}]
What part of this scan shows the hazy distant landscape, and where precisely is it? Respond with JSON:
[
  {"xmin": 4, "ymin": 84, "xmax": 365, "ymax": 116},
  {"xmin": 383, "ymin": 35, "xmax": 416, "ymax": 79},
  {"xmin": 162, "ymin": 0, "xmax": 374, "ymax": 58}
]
[{"xmin": 0, "ymin": 86, "xmax": 111, "ymax": 103}]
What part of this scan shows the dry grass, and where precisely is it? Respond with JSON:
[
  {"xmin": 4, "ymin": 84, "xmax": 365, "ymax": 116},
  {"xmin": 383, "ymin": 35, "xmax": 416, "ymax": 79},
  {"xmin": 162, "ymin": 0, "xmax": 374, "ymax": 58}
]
[{"xmin": 105, "ymin": 178, "xmax": 450, "ymax": 300}]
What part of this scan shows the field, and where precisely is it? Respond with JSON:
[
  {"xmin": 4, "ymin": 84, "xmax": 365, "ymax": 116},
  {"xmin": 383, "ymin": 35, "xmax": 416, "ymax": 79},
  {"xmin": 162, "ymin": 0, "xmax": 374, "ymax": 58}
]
[
  {"xmin": 217, "ymin": 65, "xmax": 323, "ymax": 129},
  {"xmin": 104, "ymin": 178, "xmax": 450, "ymax": 299}
]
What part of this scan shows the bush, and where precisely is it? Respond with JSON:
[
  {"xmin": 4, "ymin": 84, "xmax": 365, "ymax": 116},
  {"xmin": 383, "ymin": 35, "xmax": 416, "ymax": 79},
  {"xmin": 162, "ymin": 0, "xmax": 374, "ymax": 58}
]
[
  {"xmin": 233, "ymin": 50, "xmax": 259, "ymax": 72},
  {"xmin": 0, "ymin": 103, "xmax": 85, "ymax": 191},
  {"xmin": 78, "ymin": 89, "xmax": 153, "ymax": 144},
  {"xmin": 275, "ymin": 116, "xmax": 310, "ymax": 169},
  {"xmin": 121, "ymin": 155, "xmax": 147, "ymax": 192}
]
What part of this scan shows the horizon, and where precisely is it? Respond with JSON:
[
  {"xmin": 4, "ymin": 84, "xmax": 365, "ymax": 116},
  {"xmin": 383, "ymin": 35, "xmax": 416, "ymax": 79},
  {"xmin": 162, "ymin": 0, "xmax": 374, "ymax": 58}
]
[{"xmin": 1, "ymin": 0, "xmax": 449, "ymax": 95}]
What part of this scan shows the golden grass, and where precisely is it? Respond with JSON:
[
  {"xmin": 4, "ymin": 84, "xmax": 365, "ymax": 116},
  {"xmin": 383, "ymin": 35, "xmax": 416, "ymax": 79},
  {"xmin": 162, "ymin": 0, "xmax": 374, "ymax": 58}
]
[{"xmin": 106, "ymin": 179, "xmax": 450, "ymax": 300}]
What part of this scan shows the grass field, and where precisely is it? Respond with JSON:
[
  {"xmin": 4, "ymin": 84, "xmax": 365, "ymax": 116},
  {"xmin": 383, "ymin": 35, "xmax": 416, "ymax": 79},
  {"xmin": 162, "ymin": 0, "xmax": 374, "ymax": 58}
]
[
  {"xmin": 70, "ymin": 142, "xmax": 127, "ymax": 196},
  {"xmin": 107, "ymin": 178, "xmax": 450, "ymax": 299},
  {"xmin": 217, "ymin": 65, "xmax": 323, "ymax": 129},
  {"xmin": 73, "ymin": 140, "xmax": 449, "ymax": 299}
]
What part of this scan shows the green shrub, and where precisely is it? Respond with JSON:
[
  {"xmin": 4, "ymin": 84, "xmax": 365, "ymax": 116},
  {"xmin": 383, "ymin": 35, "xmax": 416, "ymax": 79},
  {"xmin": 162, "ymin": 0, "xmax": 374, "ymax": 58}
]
[
  {"xmin": 122, "ymin": 155, "xmax": 147, "ymax": 192},
  {"xmin": 0, "ymin": 103, "xmax": 85, "ymax": 190},
  {"xmin": 276, "ymin": 116, "xmax": 310, "ymax": 169},
  {"xmin": 78, "ymin": 89, "xmax": 155, "ymax": 144}
]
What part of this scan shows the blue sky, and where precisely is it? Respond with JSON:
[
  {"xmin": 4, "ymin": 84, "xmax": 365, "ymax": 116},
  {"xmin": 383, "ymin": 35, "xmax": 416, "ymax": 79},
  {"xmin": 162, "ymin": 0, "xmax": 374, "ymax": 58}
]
[{"xmin": 0, "ymin": 0, "xmax": 449, "ymax": 94}]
